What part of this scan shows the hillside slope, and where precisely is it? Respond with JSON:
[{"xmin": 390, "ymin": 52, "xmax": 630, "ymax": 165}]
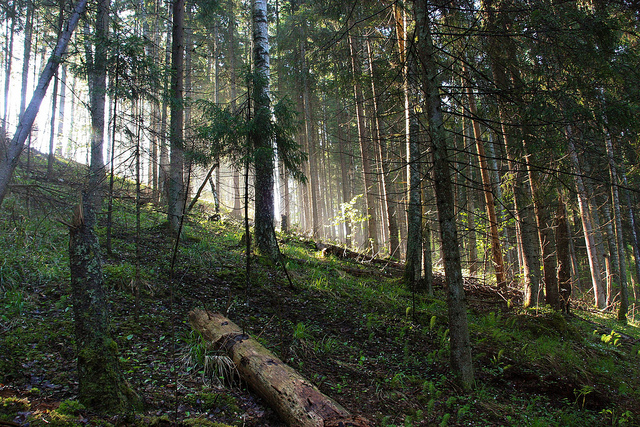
[{"xmin": 1, "ymin": 154, "xmax": 639, "ymax": 426}]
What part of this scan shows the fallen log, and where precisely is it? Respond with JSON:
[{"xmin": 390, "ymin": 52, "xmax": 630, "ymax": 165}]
[{"xmin": 188, "ymin": 309, "xmax": 369, "ymax": 427}]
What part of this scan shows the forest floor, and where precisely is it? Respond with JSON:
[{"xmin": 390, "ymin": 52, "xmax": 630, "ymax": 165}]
[{"xmin": 2, "ymin": 153, "xmax": 640, "ymax": 426}]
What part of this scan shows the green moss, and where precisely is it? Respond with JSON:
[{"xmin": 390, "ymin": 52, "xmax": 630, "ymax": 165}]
[
  {"xmin": 184, "ymin": 392, "xmax": 239, "ymax": 415},
  {"xmin": 0, "ymin": 396, "xmax": 30, "ymax": 416},
  {"xmin": 57, "ymin": 400, "xmax": 86, "ymax": 416},
  {"xmin": 143, "ymin": 415, "xmax": 172, "ymax": 426},
  {"xmin": 76, "ymin": 339, "xmax": 143, "ymax": 413},
  {"xmin": 28, "ymin": 411, "xmax": 80, "ymax": 427},
  {"xmin": 182, "ymin": 418, "xmax": 234, "ymax": 427}
]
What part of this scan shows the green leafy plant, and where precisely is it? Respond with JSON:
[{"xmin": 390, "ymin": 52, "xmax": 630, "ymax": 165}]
[
  {"xmin": 600, "ymin": 330, "xmax": 622, "ymax": 347},
  {"xmin": 574, "ymin": 385, "xmax": 595, "ymax": 408}
]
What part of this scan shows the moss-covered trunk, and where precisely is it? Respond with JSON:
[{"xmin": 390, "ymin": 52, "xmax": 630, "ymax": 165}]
[{"xmin": 69, "ymin": 197, "xmax": 139, "ymax": 413}]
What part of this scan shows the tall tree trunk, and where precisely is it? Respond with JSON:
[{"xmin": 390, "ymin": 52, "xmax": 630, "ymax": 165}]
[
  {"xmin": 69, "ymin": 195, "xmax": 140, "ymax": 411},
  {"xmin": 252, "ymin": 0, "xmax": 277, "ymax": 259},
  {"xmin": 566, "ymin": 128, "xmax": 606, "ymax": 309},
  {"xmin": 70, "ymin": 0, "xmax": 139, "ymax": 411},
  {"xmin": 605, "ymin": 136, "xmax": 628, "ymax": 321},
  {"xmin": 622, "ymin": 169, "xmax": 640, "ymax": 303},
  {"xmin": 422, "ymin": 180, "xmax": 433, "ymax": 294},
  {"xmin": 0, "ymin": 0, "xmax": 88, "ymax": 208},
  {"xmin": 228, "ymin": 0, "xmax": 242, "ymax": 219},
  {"xmin": 396, "ymin": 4, "xmax": 422, "ymax": 272},
  {"xmin": 86, "ymin": 0, "xmax": 109, "ymax": 209},
  {"xmin": 65, "ymin": 73, "xmax": 78, "ymax": 157},
  {"xmin": 464, "ymin": 119, "xmax": 478, "ymax": 277},
  {"xmin": 483, "ymin": 1, "xmax": 541, "ymax": 306},
  {"xmin": 47, "ymin": 73, "xmax": 60, "ymax": 178},
  {"xmin": 415, "ymin": 0, "xmax": 473, "ymax": 390},
  {"xmin": 338, "ymin": 117, "xmax": 352, "ymax": 247},
  {"xmin": 556, "ymin": 194, "xmax": 572, "ymax": 313},
  {"xmin": 348, "ymin": 29, "xmax": 379, "ymax": 254},
  {"xmin": 159, "ymin": 1, "xmax": 172, "ymax": 203},
  {"xmin": 48, "ymin": 1, "xmax": 65, "ymax": 175},
  {"xmin": 404, "ymin": 114, "xmax": 422, "ymax": 288},
  {"xmin": 366, "ymin": 37, "xmax": 399, "ymax": 257},
  {"xmin": 600, "ymin": 195, "xmax": 620, "ymax": 308},
  {"xmin": 301, "ymin": 35, "xmax": 320, "ymax": 239},
  {"xmin": 19, "ymin": 2, "xmax": 34, "ymax": 119},
  {"xmin": 168, "ymin": 0, "xmax": 185, "ymax": 233},
  {"xmin": 2, "ymin": 2, "xmax": 16, "ymax": 129},
  {"xmin": 56, "ymin": 65, "xmax": 67, "ymax": 156},
  {"xmin": 463, "ymin": 66, "xmax": 506, "ymax": 288}
]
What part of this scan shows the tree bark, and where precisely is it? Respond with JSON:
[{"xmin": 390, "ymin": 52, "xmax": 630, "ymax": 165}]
[
  {"xmin": 605, "ymin": 135, "xmax": 628, "ymax": 321},
  {"xmin": 252, "ymin": 0, "xmax": 278, "ymax": 259},
  {"xmin": 566, "ymin": 128, "xmax": 606, "ymax": 309},
  {"xmin": 19, "ymin": 2, "xmax": 34, "ymax": 119},
  {"xmin": 338, "ymin": 117, "xmax": 352, "ymax": 247},
  {"xmin": 2, "ymin": 1, "xmax": 16, "ymax": 128},
  {"xmin": 622, "ymin": 169, "xmax": 640, "ymax": 303},
  {"xmin": 168, "ymin": 0, "xmax": 185, "ymax": 233},
  {"xmin": 70, "ymin": 197, "xmax": 140, "ymax": 412},
  {"xmin": 404, "ymin": 114, "xmax": 422, "ymax": 288},
  {"xmin": 189, "ymin": 310, "xmax": 369, "ymax": 427},
  {"xmin": 463, "ymin": 67, "xmax": 506, "ymax": 287},
  {"xmin": 483, "ymin": 0, "xmax": 541, "ymax": 306},
  {"xmin": 301, "ymin": 33, "xmax": 320, "ymax": 239},
  {"xmin": 348, "ymin": 29, "xmax": 379, "ymax": 254},
  {"xmin": 556, "ymin": 194, "xmax": 572, "ymax": 313},
  {"xmin": 86, "ymin": 0, "xmax": 110, "ymax": 209},
  {"xmin": 0, "ymin": 0, "xmax": 88, "ymax": 208},
  {"xmin": 56, "ymin": 65, "xmax": 67, "ymax": 157},
  {"xmin": 414, "ymin": 0, "xmax": 474, "ymax": 390},
  {"xmin": 366, "ymin": 37, "xmax": 399, "ymax": 257}
]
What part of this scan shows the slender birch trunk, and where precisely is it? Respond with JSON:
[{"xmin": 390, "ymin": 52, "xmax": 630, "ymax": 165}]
[{"xmin": 252, "ymin": 0, "xmax": 278, "ymax": 259}]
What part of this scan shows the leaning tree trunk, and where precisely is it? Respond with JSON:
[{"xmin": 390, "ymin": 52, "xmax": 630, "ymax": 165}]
[
  {"xmin": 189, "ymin": 310, "xmax": 369, "ymax": 427},
  {"xmin": 0, "ymin": 0, "xmax": 88, "ymax": 208},
  {"xmin": 415, "ymin": 0, "xmax": 474, "ymax": 390}
]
